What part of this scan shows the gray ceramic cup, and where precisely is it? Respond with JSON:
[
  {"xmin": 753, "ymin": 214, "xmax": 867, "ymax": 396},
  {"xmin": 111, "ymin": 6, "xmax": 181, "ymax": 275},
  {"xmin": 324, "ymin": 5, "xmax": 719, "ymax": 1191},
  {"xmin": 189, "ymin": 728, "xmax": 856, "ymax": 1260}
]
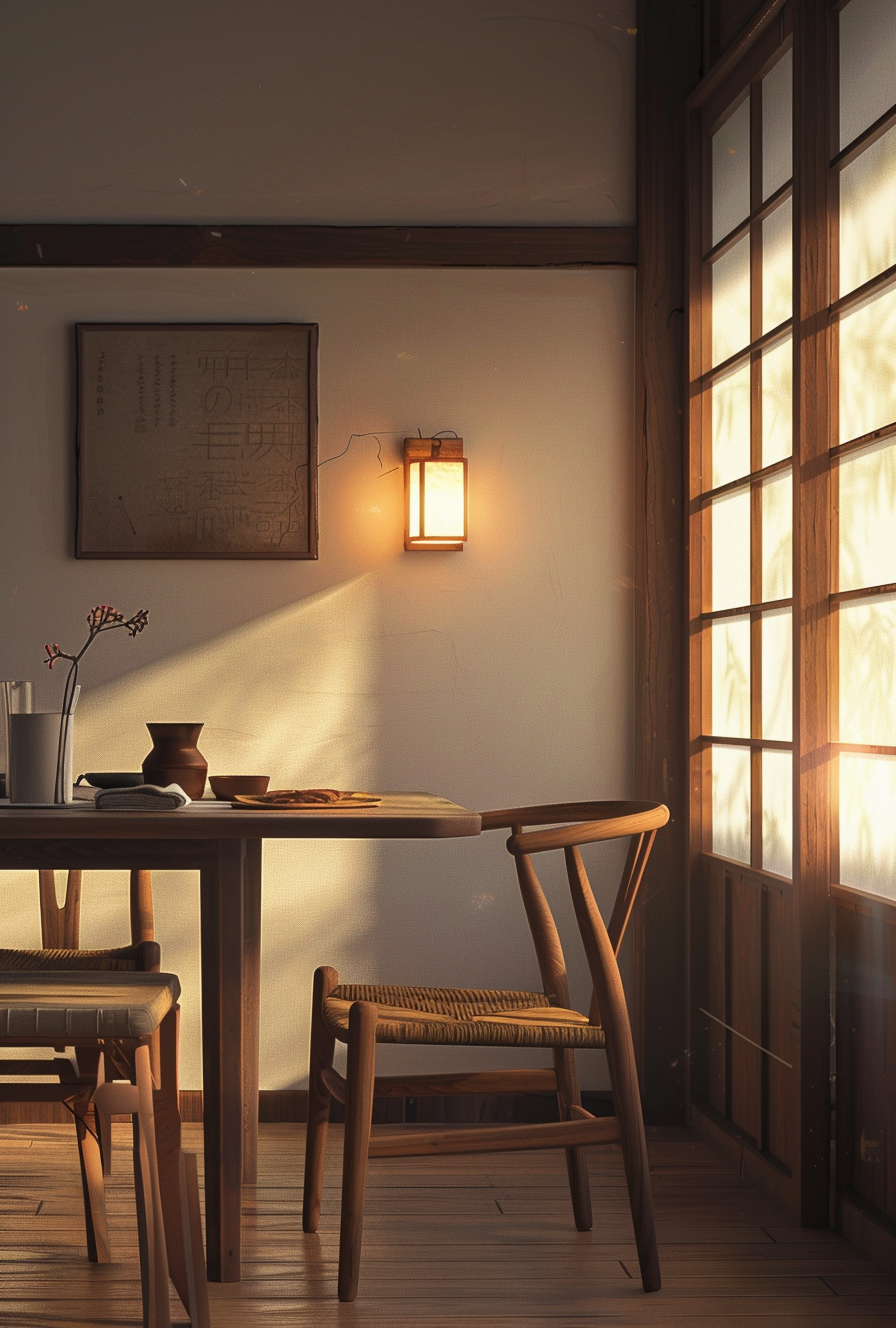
[{"xmin": 8, "ymin": 711, "xmax": 72, "ymax": 804}]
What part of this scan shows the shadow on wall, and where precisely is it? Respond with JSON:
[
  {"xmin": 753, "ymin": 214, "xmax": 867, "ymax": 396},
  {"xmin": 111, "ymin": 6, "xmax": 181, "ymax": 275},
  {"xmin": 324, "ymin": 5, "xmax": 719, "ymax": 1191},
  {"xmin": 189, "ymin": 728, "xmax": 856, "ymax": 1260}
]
[{"xmin": 2, "ymin": 577, "xmax": 383, "ymax": 1089}]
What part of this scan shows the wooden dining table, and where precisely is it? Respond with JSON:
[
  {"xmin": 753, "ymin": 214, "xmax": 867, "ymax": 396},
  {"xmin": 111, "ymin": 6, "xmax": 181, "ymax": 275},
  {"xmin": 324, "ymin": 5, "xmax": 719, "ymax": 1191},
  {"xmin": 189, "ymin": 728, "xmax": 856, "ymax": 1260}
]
[{"xmin": 0, "ymin": 791, "xmax": 481, "ymax": 1281}]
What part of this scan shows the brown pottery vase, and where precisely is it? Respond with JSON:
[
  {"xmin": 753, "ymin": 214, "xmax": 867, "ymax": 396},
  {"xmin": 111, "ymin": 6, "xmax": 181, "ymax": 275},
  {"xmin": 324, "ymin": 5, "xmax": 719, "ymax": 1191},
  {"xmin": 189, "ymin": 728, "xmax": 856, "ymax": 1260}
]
[{"xmin": 142, "ymin": 722, "xmax": 208, "ymax": 799}]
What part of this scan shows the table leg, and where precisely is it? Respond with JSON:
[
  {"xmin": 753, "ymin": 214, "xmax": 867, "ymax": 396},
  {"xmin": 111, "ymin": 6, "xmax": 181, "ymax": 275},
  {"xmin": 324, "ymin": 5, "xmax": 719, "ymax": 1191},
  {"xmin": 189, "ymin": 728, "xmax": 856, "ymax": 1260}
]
[
  {"xmin": 200, "ymin": 839, "xmax": 245, "ymax": 1281},
  {"xmin": 242, "ymin": 838, "xmax": 262, "ymax": 1184}
]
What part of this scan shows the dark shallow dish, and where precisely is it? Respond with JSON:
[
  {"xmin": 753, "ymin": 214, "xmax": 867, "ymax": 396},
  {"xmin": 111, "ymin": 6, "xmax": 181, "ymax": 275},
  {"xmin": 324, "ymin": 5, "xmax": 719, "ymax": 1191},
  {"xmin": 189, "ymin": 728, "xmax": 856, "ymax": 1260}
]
[{"xmin": 79, "ymin": 772, "xmax": 144, "ymax": 789}]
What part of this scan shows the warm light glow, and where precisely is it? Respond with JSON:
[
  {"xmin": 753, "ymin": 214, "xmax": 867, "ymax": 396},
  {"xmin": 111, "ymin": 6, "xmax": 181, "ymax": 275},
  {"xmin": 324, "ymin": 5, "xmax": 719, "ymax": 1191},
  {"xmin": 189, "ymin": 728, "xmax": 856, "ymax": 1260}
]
[
  {"xmin": 420, "ymin": 460, "xmax": 465, "ymax": 537},
  {"xmin": 405, "ymin": 439, "xmax": 467, "ymax": 550}
]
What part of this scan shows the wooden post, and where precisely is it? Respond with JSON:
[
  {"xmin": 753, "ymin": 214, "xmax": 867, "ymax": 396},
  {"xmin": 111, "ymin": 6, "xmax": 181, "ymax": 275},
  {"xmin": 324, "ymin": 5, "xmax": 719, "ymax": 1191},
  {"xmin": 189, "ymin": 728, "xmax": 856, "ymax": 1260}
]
[{"xmin": 632, "ymin": 0, "xmax": 704, "ymax": 1124}]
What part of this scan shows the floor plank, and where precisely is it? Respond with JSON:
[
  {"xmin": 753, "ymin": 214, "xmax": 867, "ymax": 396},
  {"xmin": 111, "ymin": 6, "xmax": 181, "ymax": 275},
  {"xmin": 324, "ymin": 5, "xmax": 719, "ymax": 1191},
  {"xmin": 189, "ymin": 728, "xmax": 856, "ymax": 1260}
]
[{"xmin": 0, "ymin": 1123, "xmax": 892, "ymax": 1325}]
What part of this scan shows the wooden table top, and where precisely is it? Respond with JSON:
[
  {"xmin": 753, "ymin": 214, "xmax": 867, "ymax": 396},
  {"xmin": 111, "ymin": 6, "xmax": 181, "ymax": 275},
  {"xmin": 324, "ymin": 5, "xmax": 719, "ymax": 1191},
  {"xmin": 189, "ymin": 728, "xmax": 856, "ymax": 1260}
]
[{"xmin": 0, "ymin": 791, "xmax": 482, "ymax": 841}]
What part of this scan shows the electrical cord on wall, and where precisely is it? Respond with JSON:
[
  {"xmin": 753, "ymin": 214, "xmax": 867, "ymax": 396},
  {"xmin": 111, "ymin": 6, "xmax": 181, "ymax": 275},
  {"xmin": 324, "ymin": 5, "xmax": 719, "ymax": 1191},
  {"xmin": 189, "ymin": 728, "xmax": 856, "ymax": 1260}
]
[
  {"xmin": 272, "ymin": 428, "xmax": 460, "ymax": 543},
  {"xmin": 318, "ymin": 428, "xmax": 460, "ymax": 478}
]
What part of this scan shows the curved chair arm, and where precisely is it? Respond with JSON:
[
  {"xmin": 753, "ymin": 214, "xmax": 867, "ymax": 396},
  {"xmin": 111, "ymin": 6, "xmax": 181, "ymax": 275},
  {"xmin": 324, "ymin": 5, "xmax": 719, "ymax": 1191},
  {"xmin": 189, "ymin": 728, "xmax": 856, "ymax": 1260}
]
[
  {"xmin": 501, "ymin": 801, "xmax": 668, "ymax": 853},
  {"xmin": 480, "ymin": 801, "xmax": 637, "ymax": 832}
]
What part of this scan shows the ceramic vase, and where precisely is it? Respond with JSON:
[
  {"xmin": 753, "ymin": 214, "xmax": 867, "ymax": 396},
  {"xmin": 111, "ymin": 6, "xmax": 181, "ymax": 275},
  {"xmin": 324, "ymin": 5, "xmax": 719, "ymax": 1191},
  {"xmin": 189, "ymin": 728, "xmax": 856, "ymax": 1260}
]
[{"xmin": 142, "ymin": 722, "xmax": 207, "ymax": 799}]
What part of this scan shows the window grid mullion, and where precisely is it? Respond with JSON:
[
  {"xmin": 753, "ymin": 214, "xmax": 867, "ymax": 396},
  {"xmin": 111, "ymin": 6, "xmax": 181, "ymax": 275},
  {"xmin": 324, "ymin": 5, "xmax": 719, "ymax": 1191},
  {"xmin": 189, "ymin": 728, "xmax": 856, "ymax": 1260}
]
[{"xmin": 751, "ymin": 73, "xmax": 765, "ymax": 871}]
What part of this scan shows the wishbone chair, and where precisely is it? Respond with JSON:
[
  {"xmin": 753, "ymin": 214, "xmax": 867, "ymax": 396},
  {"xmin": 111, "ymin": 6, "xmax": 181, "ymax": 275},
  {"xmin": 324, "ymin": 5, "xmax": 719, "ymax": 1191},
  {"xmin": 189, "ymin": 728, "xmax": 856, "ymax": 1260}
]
[{"xmin": 302, "ymin": 799, "xmax": 669, "ymax": 1301}]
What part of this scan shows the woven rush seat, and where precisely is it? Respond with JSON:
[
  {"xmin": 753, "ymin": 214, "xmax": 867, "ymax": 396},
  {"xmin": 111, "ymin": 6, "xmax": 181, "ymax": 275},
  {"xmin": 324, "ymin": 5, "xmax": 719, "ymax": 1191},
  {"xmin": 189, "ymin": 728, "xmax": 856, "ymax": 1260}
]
[
  {"xmin": 0, "ymin": 969, "xmax": 179, "ymax": 1040},
  {"xmin": 325, "ymin": 983, "xmax": 607, "ymax": 1048},
  {"xmin": 0, "ymin": 942, "xmax": 155, "ymax": 972}
]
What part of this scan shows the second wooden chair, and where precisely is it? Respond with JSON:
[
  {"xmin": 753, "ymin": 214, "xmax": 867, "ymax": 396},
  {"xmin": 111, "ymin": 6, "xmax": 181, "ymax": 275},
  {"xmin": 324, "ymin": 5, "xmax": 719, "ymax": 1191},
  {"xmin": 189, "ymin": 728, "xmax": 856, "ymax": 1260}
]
[
  {"xmin": 0, "ymin": 868, "xmax": 157, "ymax": 1262},
  {"xmin": 302, "ymin": 799, "xmax": 669, "ymax": 1301}
]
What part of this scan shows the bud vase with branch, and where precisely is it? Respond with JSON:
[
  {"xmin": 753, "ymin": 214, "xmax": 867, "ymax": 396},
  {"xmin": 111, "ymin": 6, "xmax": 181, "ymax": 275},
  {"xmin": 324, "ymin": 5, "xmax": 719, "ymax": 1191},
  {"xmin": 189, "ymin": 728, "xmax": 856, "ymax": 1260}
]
[{"xmin": 44, "ymin": 604, "xmax": 149, "ymax": 803}]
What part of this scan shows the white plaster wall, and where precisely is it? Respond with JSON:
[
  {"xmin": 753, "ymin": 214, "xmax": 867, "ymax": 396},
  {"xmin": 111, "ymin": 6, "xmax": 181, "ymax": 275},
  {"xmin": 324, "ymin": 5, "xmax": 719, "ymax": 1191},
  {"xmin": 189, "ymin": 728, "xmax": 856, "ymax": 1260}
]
[
  {"xmin": 0, "ymin": 0, "xmax": 635, "ymax": 225},
  {"xmin": 0, "ymin": 0, "xmax": 637, "ymax": 1091},
  {"xmin": 0, "ymin": 266, "xmax": 634, "ymax": 1088}
]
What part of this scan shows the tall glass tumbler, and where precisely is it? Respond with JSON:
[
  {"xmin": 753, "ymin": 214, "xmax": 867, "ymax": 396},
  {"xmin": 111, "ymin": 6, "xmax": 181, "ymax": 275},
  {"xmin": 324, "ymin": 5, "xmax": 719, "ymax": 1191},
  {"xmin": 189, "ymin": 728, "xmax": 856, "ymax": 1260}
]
[{"xmin": 1, "ymin": 681, "xmax": 34, "ymax": 800}]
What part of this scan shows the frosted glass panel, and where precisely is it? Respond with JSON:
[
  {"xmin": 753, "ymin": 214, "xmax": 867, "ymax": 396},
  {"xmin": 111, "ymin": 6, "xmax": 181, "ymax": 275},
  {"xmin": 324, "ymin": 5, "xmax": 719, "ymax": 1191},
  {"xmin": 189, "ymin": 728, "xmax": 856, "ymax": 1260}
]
[
  {"xmin": 840, "ymin": 0, "xmax": 896, "ymax": 151},
  {"xmin": 712, "ymin": 98, "xmax": 751, "ymax": 246},
  {"xmin": 839, "ymin": 282, "xmax": 896, "ymax": 442},
  {"xmin": 712, "ymin": 488, "xmax": 751, "ymax": 610},
  {"xmin": 840, "ymin": 753, "xmax": 896, "ymax": 899},
  {"xmin": 762, "ymin": 609, "xmax": 792, "ymax": 740},
  {"xmin": 762, "ymin": 337, "xmax": 792, "ymax": 465},
  {"xmin": 839, "ymin": 596, "xmax": 896, "ymax": 744},
  {"xmin": 712, "ymin": 236, "xmax": 751, "ymax": 366},
  {"xmin": 762, "ymin": 472, "xmax": 792, "ymax": 601},
  {"xmin": 762, "ymin": 749, "xmax": 792, "ymax": 878},
  {"xmin": 840, "ymin": 123, "xmax": 896, "ymax": 297},
  {"xmin": 711, "ymin": 618, "xmax": 750, "ymax": 737},
  {"xmin": 762, "ymin": 50, "xmax": 792, "ymax": 201},
  {"xmin": 712, "ymin": 364, "xmax": 751, "ymax": 487},
  {"xmin": 762, "ymin": 198, "xmax": 792, "ymax": 333},
  {"xmin": 712, "ymin": 745, "xmax": 751, "ymax": 863},
  {"xmin": 838, "ymin": 440, "xmax": 896, "ymax": 590}
]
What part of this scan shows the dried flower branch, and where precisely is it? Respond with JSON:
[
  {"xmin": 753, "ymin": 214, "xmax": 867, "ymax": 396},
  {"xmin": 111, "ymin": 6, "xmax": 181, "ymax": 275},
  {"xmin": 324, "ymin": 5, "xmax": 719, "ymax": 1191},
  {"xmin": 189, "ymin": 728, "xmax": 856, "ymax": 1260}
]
[{"xmin": 43, "ymin": 604, "xmax": 149, "ymax": 801}]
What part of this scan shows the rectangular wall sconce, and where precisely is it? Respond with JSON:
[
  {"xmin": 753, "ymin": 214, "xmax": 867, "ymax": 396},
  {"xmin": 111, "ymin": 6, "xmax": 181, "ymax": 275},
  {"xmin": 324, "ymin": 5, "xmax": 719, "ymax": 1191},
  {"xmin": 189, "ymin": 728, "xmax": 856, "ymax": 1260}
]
[{"xmin": 404, "ymin": 437, "xmax": 467, "ymax": 551}]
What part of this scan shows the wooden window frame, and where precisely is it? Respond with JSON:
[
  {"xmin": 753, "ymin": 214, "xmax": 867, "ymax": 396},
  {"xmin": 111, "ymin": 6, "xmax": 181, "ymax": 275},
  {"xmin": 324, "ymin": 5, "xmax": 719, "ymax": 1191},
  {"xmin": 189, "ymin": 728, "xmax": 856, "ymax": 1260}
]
[
  {"xmin": 687, "ymin": 0, "xmax": 838, "ymax": 1226},
  {"xmin": 690, "ymin": 0, "xmax": 896, "ymax": 1235}
]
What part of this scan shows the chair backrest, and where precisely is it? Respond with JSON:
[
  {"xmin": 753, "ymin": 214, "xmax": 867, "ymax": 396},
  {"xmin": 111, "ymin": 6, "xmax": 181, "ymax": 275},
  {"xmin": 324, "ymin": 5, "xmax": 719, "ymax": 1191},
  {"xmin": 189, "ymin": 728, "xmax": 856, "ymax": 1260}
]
[
  {"xmin": 37, "ymin": 869, "xmax": 155, "ymax": 949},
  {"xmin": 479, "ymin": 801, "xmax": 669, "ymax": 1023}
]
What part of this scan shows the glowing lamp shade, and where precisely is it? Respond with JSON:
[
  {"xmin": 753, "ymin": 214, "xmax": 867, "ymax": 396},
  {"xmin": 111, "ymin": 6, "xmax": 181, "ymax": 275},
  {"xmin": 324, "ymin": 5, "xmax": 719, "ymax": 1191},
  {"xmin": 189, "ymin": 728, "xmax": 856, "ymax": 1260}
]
[{"xmin": 404, "ymin": 438, "xmax": 467, "ymax": 551}]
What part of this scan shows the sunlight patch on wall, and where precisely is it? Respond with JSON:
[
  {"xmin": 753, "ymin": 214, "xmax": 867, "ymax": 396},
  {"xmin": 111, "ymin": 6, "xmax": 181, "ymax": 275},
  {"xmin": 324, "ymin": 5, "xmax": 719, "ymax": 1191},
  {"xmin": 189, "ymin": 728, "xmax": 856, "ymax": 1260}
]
[{"xmin": 50, "ymin": 577, "xmax": 381, "ymax": 1088}]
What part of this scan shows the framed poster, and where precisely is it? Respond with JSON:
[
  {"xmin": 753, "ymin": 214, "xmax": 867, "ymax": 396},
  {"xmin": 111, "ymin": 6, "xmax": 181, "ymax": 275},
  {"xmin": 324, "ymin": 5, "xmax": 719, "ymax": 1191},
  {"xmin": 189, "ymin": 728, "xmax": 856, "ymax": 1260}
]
[{"xmin": 76, "ymin": 322, "xmax": 318, "ymax": 558}]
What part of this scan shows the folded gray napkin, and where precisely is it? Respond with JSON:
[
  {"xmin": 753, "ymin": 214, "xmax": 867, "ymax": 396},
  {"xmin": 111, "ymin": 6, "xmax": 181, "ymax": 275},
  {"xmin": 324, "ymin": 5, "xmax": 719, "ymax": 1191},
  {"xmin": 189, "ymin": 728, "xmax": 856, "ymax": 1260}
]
[{"xmin": 94, "ymin": 783, "xmax": 192, "ymax": 811}]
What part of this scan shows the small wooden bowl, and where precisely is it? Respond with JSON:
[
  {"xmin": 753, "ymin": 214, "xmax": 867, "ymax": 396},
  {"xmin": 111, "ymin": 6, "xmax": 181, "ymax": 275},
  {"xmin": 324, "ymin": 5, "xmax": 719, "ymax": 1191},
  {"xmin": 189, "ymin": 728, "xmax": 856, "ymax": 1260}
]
[{"xmin": 209, "ymin": 775, "xmax": 271, "ymax": 800}]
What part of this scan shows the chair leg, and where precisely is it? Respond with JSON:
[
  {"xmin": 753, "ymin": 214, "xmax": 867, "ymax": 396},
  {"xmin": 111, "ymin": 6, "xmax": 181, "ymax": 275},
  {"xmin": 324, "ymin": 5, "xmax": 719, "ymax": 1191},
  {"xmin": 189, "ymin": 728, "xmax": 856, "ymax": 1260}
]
[
  {"xmin": 133, "ymin": 1112, "xmax": 152, "ymax": 1328},
  {"xmin": 552, "ymin": 1048, "xmax": 592, "ymax": 1231},
  {"xmin": 337, "ymin": 1000, "xmax": 378, "ymax": 1303},
  {"xmin": 605, "ymin": 1040, "xmax": 661, "ymax": 1293},
  {"xmin": 302, "ymin": 966, "xmax": 338, "ymax": 1234},
  {"xmin": 96, "ymin": 1096, "xmax": 114, "ymax": 1177},
  {"xmin": 179, "ymin": 1152, "xmax": 211, "ymax": 1328},
  {"xmin": 74, "ymin": 1097, "xmax": 112, "ymax": 1262},
  {"xmin": 154, "ymin": 1006, "xmax": 206, "ymax": 1322},
  {"xmin": 133, "ymin": 1041, "xmax": 173, "ymax": 1328}
]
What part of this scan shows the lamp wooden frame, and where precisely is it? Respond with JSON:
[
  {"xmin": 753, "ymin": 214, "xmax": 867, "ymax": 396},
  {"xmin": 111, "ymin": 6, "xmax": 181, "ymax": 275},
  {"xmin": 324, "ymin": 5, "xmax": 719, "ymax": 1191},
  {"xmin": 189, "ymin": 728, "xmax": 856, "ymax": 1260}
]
[{"xmin": 403, "ymin": 437, "xmax": 467, "ymax": 551}]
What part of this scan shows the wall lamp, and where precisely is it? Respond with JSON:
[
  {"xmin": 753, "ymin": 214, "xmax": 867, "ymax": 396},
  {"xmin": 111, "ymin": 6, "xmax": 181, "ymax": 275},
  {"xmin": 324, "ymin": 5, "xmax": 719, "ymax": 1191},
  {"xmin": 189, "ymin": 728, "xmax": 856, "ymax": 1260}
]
[{"xmin": 404, "ymin": 437, "xmax": 467, "ymax": 551}]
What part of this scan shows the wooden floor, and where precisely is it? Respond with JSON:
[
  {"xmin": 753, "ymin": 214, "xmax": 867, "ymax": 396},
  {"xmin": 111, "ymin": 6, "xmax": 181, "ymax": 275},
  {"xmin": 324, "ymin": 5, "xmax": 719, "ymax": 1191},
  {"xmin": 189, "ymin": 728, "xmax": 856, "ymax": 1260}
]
[{"xmin": 0, "ymin": 1122, "xmax": 894, "ymax": 1326}]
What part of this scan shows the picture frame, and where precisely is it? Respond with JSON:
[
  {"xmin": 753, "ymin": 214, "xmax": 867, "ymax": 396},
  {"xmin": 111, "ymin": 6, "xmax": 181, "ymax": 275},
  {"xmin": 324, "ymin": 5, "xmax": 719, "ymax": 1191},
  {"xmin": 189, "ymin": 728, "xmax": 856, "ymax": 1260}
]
[{"xmin": 76, "ymin": 322, "xmax": 318, "ymax": 558}]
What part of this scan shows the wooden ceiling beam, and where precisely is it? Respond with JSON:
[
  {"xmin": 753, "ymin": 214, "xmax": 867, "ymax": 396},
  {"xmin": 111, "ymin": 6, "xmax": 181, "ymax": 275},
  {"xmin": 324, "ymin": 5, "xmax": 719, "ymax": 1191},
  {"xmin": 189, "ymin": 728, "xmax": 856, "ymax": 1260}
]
[{"xmin": 0, "ymin": 223, "xmax": 636, "ymax": 269}]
